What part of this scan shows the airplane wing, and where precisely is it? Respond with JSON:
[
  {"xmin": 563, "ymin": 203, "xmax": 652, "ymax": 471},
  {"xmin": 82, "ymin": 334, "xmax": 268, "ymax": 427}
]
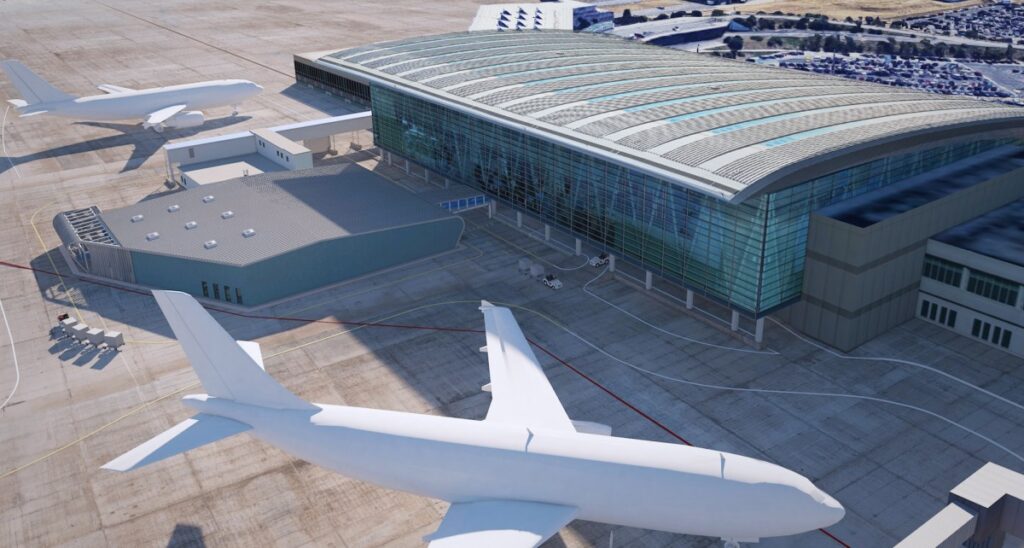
[
  {"xmin": 479, "ymin": 301, "xmax": 574, "ymax": 432},
  {"xmin": 97, "ymin": 84, "xmax": 134, "ymax": 94},
  {"xmin": 426, "ymin": 500, "xmax": 577, "ymax": 548},
  {"xmin": 145, "ymin": 104, "xmax": 186, "ymax": 126}
]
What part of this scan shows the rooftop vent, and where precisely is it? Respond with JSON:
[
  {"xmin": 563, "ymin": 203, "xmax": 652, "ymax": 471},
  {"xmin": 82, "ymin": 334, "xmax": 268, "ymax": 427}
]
[
  {"xmin": 242, "ymin": 228, "xmax": 256, "ymax": 238},
  {"xmin": 130, "ymin": 214, "xmax": 144, "ymax": 223},
  {"xmin": 202, "ymin": 195, "xmax": 215, "ymax": 203},
  {"xmin": 167, "ymin": 204, "xmax": 180, "ymax": 213},
  {"xmin": 220, "ymin": 210, "xmax": 234, "ymax": 219},
  {"xmin": 185, "ymin": 221, "xmax": 198, "ymax": 230},
  {"xmin": 203, "ymin": 240, "xmax": 218, "ymax": 249},
  {"xmin": 145, "ymin": 232, "xmax": 160, "ymax": 241}
]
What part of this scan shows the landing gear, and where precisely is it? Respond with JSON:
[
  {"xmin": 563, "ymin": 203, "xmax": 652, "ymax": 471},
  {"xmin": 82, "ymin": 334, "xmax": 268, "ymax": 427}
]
[
  {"xmin": 722, "ymin": 540, "xmax": 741, "ymax": 548},
  {"xmin": 231, "ymin": 104, "xmax": 239, "ymax": 116}
]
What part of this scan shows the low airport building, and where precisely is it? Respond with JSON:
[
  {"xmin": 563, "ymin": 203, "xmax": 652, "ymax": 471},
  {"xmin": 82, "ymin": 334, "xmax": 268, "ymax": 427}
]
[
  {"xmin": 915, "ymin": 200, "xmax": 1024, "ymax": 357},
  {"xmin": 54, "ymin": 163, "xmax": 464, "ymax": 307},
  {"xmin": 295, "ymin": 31, "xmax": 1024, "ymax": 351}
]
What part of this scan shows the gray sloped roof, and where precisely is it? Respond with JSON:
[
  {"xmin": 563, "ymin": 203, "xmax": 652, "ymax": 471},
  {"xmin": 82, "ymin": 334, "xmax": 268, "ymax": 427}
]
[
  {"xmin": 319, "ymin": 31, "xmax": 1024, "ymax": 203},
  {"xmin": 102, "ymin": 163, "xmax": 454, "ymax": 267},
  {"xmin": 933, "ymin": 198, "xmax": 1024, "ymax": 268}
]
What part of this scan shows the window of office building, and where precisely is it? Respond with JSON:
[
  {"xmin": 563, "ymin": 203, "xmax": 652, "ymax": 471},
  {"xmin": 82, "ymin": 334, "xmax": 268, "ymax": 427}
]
[
  {"xmin": 922, "ymin": 255, "xmax": 963, "ymax": 287},
  {"xmin": 920, "ymin": 299, "xmax": 956, "ymax": 328},
  {"xmin": 966, "ymin": 270, "xmax": 1020, "ymax": 306},
  {"xmin": 971, "ymin": 318, "xmax": 1014, "ymax": 349},
  {"xmin": 369, "ymin": 85, "xmax": 1005, "ymax": 316},
  {"xmin": 213, "ymin": 283, "xmax": 220, "ymax": 300},
  {"xmin": 201, "ymin": 281, "xmax": 209, "ymax": 298}
]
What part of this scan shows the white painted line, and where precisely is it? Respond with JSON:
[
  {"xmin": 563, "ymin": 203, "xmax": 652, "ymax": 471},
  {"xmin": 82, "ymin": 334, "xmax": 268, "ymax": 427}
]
[{"xmin": 1, "ymin": 106, "xmax": 21, "ymax": 411}]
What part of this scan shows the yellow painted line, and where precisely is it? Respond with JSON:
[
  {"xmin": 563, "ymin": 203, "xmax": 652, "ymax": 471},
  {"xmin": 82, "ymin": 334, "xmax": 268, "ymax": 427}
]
[
  {"xmin": 0, "ymin": 381, "xmax": 197, "ymax": 481},
  {"xmin": 30, "ymin": 203, "xmax": 143, "ymax": 394}
]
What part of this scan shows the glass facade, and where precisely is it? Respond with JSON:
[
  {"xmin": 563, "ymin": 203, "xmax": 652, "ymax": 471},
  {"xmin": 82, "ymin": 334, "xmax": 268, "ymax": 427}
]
[{"xmin": 370, "ymin": 85, "xmax": 1001, "ymax": 316}]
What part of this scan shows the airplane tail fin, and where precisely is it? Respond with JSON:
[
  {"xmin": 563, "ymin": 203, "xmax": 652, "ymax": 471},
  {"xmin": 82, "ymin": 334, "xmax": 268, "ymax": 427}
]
[
  {"xmin": 152, "ymin": 290, "xmax": 314, "ymax": 411},
  {"xmin": 1, "ymin": 60, "xmax": 74, "ymax": 105}
]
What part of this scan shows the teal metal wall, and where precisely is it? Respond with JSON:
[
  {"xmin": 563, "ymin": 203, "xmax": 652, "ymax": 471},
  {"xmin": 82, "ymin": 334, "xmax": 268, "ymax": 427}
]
[{"xmin": 131, "ymin": 216, "xmax": 464, "ymax": 306}]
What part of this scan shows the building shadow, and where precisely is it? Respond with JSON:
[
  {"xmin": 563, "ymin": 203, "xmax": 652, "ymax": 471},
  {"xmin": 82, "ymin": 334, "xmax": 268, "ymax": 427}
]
[
  {"xmin": 0, "ymin": 116, "xmax": 250, "ymax": 175},
  {"xmin": 279, "ymin": 83, "xmax": 363, "ymax": 115},
  {"xmin": 167, "ymin": 523, "xmax": 206, "ymax": 548}
]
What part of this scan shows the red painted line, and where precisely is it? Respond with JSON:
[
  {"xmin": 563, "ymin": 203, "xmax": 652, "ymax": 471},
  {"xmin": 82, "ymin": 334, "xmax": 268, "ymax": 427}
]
[{"xmin": 0, "ymin": 258, "xmax": 849, "ymax": 546}]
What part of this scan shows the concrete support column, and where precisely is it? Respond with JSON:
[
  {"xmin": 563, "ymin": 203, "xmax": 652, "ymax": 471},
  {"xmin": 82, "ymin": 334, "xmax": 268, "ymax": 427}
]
[
  {"xmin": 544, "ymin": 224, "xmax": 551, "ymax": 241},
  {"xmin": 516, "ymin": 211, "xmax": 523, "ymax": 228},
  {"xmin": 385, "ymin": 151, "xmax": 392, "ymax": 165},
  {"xmin": 755, "ymin": 317, "xmax": 765, "ymax": 343},
  {"xmin": 444, "ymin": 178, "xmax": 450, "ymax": 189},
  {"xmin": 645, "ymin": 270, "xmax": 653, "ymax": 290},
  {"xmin": 608, "ymin": 254, "xmax": 616, "ymax": 273},
  {"xmin": 488, "ymin": 201, "xmax": 495, "ymax": 219},
  {"xmin": 685, "ymin": 289, "xmax": 694, "ymax": 309},
  {"xmin": 575, "ymin": 238, "xmax": 582, "ymax": 256},
  {"xmin": 404, "ymin": 158, "xmax": 410, "ymax": 174},
  {"xmin": 730, "ymin": 310, "xmax": 740, "ymax": 332}
]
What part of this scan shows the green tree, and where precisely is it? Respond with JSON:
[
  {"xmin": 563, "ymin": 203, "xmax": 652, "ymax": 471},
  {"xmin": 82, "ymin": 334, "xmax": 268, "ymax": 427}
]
[{"xmin": 725, "ymin": 35, "xmax": 744, "ymax": 58}]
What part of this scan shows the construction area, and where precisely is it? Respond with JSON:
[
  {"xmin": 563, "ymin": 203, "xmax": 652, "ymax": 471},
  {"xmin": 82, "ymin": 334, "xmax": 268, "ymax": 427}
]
[{"xmin": 2, "ymin": 1, "xmax": 1024, "ymax": 547}]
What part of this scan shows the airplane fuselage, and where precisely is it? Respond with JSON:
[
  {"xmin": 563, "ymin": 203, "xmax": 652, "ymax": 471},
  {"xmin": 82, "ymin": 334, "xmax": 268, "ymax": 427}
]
[
  {"xmin": 24, "ymin": 80, "xmax": 261, "ymax": 121},
  {"xmin": 188, "ymin": 395, "xmax": 843, "ymax": 542}
]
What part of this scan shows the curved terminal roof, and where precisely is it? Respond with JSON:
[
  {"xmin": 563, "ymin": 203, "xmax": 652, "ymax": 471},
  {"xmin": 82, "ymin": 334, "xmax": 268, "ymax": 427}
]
[{"xmin": 319, "ymin": 31, "xmax": 1024, "ymax": 203}]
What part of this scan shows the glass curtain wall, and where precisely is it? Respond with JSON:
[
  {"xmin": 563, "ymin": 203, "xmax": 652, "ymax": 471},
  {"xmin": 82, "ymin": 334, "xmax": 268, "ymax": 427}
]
[{"xmin": 371, "ymin": 85, "xmax": 998, "ymax": 316}]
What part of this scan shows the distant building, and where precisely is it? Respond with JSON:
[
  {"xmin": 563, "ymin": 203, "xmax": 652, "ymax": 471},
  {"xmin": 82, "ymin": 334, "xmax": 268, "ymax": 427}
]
[
  {"xmin": 469, "ymin": 2, "xmax": 612, "ymax": 32},
  {"xmin": 611, "ymin": 17, "xmax": 730, "ymax": 46},
  {"xmin": 295, "ymin": 31, "xmax": 1024, "ymax": 348},
  {"xmin": 54, "ymin": 164, "xmax": 464, "ymax": 307}
]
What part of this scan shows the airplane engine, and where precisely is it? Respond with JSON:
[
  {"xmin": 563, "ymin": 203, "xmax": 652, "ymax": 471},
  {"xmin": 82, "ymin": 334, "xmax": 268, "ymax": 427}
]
[{"xmin": 164, "ymin": 111, "xmax": 205, "ymax": 129}]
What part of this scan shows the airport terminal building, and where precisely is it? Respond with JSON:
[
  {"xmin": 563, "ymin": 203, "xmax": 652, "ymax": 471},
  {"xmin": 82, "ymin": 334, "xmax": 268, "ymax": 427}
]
[
  {"xmin": 294, "ymin": 31, "xmax": 1024, "ymax": 348},
  {"xmin": 296, "ymin": 31, "xmax": 1024, "ymax": 350}
]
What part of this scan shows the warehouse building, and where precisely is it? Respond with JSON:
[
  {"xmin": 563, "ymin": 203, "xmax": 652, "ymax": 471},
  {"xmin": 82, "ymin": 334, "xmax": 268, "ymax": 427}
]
[
  {"xmin": 54, "ymin": 163, "xmax": 464, "ymax": 307},
  {"xmin": 294, "ymin": 31, "xmax": 1024, "ymax": 349}
]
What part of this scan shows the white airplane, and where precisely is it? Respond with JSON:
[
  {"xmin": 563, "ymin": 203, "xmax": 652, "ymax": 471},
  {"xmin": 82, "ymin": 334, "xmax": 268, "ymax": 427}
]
[
  {"xmin": 103, "ymin": 292, "xmax": 845, "ymax": 547},
  {"xmin": 1, "ymin": 60, "xmax": 261, "ymax": 132}
]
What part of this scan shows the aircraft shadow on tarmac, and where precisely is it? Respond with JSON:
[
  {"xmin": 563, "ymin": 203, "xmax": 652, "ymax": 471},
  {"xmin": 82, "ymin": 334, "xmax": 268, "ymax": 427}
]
[
  {"xmin": 0, "ymin": 115, "xmax": 250, "ymax": 175},
  {"xmin": 166, "ymin": 524, "xmax": 206, "ymax": 548}
]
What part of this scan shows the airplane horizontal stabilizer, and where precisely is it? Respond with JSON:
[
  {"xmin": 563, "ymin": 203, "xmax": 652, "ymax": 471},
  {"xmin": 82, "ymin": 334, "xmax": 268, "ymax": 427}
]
[
  {"xmin": 6, "ymin": 99, "xmax": 27, "ymax": 108},
  {"xmin": 101, "ymin": 413, "xmax": 251, "ymax": 472},
  {"xmin": 426, "ymin": 500, "xmax": 577, "ymax": 548}
]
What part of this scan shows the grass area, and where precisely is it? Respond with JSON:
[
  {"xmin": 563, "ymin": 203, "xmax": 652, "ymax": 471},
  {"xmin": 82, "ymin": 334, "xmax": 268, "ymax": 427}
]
[{"xmin": 613, "ymin": 0, "xmax": 991, "ymax": 21}]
